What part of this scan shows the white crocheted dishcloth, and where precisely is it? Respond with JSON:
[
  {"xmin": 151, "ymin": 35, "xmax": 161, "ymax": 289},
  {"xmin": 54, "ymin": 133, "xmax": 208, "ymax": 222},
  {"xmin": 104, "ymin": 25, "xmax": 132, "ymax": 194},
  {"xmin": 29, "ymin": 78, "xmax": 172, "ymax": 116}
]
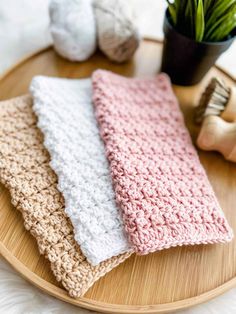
[{"xmin": 30, "ymin": 76, "xmax": 131, "ymax": 266}]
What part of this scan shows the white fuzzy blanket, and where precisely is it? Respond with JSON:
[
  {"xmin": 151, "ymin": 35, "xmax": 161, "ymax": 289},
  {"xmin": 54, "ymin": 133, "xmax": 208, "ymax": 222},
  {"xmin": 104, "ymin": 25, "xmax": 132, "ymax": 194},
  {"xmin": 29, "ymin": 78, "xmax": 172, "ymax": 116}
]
[{"xmin": 1, "ymin": 0, "xmax": 236, "ymax": 313}]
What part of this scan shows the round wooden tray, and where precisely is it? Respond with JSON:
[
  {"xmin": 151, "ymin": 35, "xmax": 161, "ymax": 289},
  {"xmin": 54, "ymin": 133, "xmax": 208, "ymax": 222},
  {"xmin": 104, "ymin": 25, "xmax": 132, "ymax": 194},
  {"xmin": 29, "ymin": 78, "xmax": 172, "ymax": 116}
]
[{"xmin": 0, "ymin": 39, "xmax": 236, "ymax": 314}]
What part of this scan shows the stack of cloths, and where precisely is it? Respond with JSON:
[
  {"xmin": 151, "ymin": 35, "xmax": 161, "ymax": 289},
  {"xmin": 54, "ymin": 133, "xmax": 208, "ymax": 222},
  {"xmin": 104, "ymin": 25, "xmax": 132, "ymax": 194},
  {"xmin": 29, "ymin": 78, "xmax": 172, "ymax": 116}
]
[
  {"xmin": 0, "ymin": 95, "xmax": 131, "ymax": 298},
  {"xmin": 0, "ymin": 70, "xmax": 233, "ymax": 298}
]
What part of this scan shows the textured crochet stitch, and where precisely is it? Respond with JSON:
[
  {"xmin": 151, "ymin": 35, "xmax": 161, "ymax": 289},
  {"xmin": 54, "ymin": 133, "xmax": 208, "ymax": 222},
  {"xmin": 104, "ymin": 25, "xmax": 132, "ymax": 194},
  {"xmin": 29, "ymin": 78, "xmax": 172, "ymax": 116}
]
[
  {"xmin": 0, "ymin": 95, "xmax": 131, "ymax": 297},
  {"xmin": 30, "ymin": 76, "xmax": 131, "ymax": 266},
  {"xmin": 92, "ymin": 70, "xmax": 233, "ymax": 254}
]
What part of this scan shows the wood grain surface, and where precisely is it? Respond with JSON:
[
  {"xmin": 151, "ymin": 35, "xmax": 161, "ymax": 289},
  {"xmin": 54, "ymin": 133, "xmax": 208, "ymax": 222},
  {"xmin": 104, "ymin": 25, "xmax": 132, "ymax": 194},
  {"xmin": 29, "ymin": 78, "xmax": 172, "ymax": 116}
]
[{"xmin": 0, "ymin": 40, "xmax": 236, "ymax": 314}]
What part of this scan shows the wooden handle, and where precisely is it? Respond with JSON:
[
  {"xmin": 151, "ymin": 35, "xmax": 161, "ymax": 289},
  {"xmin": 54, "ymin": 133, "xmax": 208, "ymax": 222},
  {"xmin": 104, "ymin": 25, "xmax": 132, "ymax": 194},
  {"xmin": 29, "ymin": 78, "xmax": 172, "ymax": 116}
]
[{"xmin": 197, "ymin": 115, "xmax": 236, "ymax": 162}]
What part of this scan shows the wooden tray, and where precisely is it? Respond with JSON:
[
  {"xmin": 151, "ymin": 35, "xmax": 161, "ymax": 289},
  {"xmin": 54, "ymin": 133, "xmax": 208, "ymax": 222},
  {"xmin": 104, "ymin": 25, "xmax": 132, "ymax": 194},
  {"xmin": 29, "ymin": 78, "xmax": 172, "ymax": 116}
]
[{"xmin": 0, "ymin": 39, "xmax": 236, "ymax": 314}]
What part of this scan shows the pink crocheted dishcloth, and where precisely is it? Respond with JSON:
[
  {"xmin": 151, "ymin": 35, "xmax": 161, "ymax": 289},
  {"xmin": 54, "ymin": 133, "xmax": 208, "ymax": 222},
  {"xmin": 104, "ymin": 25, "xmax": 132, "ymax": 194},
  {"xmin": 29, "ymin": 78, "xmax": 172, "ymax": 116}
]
[{"xmin": 92, "ymin": 70, "xmax": 233, "ymax": 255}]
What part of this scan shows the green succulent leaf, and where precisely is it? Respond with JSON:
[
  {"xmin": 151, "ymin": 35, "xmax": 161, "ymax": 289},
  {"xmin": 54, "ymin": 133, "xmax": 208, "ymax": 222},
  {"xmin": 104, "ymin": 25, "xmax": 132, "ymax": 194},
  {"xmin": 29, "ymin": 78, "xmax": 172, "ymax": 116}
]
[
  {"xmin": 185, "ymin": 0, "xmax": 196, "ymax": 37},
  {"xmin": 167, "ymin": 2, "xmax": 177, "ymax": 25},
  {"xmin": 195, "ymin": 0, "xmax": 205, "ymax": 41},
  {"xmin": 205, "ymin": 0, "xmax": 236, "ymax": 30},
  {"xmin": 205, "ymin": 7, "xmax": 236, "ymax": 41},
  {"xmin": 165, "ymin": 0, "xmax": 236, "ymax": 42},
  {"xmin": 203, "ymin": 0, "xmax": 213, "ymax": 14},
  {"xmin": 204, "ymin": 0, "xmax": 216, "ymax": 19},
  {"xmin": 211, "ymin": 18, "xmax": 236, "ymax": 41}
]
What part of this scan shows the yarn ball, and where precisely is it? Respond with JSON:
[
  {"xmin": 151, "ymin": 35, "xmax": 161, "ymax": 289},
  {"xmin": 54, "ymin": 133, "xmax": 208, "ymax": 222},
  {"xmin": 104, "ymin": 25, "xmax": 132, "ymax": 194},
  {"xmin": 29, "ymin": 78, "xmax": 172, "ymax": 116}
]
[
  {"xmin": 49, "ymin": 0, "xmax": 96, "ymax": 61},
  {"xmin": 93, "ymin": 0, "xmax": 141, "ymax": 63}
]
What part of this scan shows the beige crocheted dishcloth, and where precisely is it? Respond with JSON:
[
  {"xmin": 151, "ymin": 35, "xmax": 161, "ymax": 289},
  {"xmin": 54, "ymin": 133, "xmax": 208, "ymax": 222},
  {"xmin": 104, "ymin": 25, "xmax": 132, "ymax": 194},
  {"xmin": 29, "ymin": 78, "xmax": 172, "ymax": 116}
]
[{"xmin": 0, "ymin": 95, "xmax": 131, "ymax": 298}]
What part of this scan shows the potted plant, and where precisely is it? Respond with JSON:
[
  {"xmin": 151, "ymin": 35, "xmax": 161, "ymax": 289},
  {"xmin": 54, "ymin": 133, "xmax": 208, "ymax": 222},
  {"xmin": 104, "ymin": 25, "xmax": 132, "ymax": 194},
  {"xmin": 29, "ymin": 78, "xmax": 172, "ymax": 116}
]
[{"xmin": 161, "ymin": 0, "xmax": 236, "ymax": 86}]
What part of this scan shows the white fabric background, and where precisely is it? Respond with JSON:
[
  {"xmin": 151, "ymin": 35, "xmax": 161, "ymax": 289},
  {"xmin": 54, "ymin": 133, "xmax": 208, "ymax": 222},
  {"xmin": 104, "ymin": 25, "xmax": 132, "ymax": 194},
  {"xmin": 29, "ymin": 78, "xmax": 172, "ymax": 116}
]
[{"xmin": 0, "ymin": 0, "xmax": 236, "ymax": 313}]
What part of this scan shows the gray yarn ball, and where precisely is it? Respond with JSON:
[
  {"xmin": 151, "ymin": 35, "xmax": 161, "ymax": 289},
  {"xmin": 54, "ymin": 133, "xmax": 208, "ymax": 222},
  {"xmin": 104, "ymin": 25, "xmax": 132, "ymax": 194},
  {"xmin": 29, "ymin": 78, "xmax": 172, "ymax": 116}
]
[{"xmin": 93, "ymin": 0, "xmax": 141, "ymax": 63}]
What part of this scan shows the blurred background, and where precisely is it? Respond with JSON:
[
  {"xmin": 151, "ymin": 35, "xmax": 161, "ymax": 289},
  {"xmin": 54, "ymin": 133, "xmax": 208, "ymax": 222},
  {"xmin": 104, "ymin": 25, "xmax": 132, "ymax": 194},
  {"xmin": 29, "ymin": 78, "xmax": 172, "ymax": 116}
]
[{"xmin": 1, "ymin": 0, "xmax": 235, "ymax": 78}]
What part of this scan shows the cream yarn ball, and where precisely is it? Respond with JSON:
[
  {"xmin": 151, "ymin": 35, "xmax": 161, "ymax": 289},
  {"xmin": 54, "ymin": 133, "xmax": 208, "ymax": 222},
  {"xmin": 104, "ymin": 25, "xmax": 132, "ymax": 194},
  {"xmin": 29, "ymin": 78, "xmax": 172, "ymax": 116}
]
[
  {"xmin": 49, "ymin": 0, "xmax": 96, "ymax": 61},
  {"xmin": 93, "ymin": 0, "xmax": 141, "ymax": 63}
]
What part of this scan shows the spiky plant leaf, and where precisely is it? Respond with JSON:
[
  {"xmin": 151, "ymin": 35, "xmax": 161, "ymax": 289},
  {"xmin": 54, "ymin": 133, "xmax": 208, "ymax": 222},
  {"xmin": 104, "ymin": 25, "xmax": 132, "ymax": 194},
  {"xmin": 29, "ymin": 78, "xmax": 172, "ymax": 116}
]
[
  {"xmin": 205, "ymin": 0, "xmax": 235, "ymax": 30},
  {"xmin": 203, "ymin": 0, "xmax": 215, "ymax": 19},
  {"xmin": 212, "ymin": 17, "xmax": 236, "ymax": 41},
  {"xmin": 167, "ymin": 2, "xmax": 177, "ymax": 25},
  {"xmin": 165, "ymin": 0, "xmax": 236, "ymax": 42},
  {"xmin": 176, "ymin": 0, "xmax": 188, "ymax": 32},
  {"xmin": 185, "ymin": 0, "xmax": 196, "ymax": 37},
  {"xmin": 195, "ymin": 0, "xmax": 205, "ymax": 41},
  {"xmin": 205, "ymin": 7, "xmax": 236, "ymax": 41}
]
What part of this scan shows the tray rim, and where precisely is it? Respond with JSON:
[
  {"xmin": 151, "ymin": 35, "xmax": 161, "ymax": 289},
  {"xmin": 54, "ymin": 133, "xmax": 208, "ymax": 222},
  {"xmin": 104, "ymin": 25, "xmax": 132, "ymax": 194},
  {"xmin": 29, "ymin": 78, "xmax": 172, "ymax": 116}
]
[
  {"xmin": 0, "ymin": 38, "xmax": 236, "ymax": 314},
  {"xmin": 1, "ymin": 241, "xmax": 236, "ymax": 314}
]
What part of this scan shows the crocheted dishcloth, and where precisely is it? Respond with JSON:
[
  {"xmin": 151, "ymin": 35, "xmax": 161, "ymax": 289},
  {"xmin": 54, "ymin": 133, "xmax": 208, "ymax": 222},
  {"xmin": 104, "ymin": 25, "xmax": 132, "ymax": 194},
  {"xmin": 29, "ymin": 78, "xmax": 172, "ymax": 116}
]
[
  {"xmin": 0, "ymin": 95, "xmax": 131, "ymax": 297},
  {"xmin": 92, "ymin": 70, "xmax": 233, "ymax": 254},
  {"xmin": 30, "ymin": 76, "xmax": 131, "ymax": 266}
]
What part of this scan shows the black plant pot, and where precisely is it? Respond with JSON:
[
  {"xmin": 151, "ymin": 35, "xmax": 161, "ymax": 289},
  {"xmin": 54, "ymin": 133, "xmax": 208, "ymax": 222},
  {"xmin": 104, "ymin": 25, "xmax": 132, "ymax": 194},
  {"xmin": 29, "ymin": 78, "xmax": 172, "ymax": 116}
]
[{"xmin": 161, "ymin": 11, "xmax": 235, "ymax": 86}]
